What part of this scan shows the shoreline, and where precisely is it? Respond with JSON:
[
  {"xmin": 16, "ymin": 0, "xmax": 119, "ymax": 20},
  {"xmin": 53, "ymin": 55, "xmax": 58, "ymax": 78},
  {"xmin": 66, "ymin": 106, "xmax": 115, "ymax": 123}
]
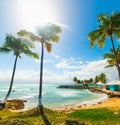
[
  {"xmin": 53, "ymin": 97, "xmax": 120, "ymax": 113},
  {"xmin": 8, "ymin": 88, "xmax": 120, "ymax": 113}
]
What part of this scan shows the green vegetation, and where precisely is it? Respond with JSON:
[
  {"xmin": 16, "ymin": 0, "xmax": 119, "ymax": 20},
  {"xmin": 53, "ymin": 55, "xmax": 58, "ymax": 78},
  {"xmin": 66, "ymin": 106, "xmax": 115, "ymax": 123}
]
[
  {"xmin": 88, "ymin": 12, "xmax": 120, "ymax": 79},
  {"xmin": 0, "ymin": 107, "xmax": 120, "ymax": 125},
  {"xmin": 73, "ymin": 73, "xmax": 107, "ymax": 85},
  {"xmin": 103, "ymin": 47, "xmax": 120, "ymax": 68}
]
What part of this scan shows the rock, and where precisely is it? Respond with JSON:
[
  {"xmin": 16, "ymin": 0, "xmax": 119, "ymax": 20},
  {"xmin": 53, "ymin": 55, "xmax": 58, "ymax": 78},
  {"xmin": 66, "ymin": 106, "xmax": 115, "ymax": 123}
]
[{"xmin": 6, "ymin": 99, "xmax": 26, "ymax": 110}]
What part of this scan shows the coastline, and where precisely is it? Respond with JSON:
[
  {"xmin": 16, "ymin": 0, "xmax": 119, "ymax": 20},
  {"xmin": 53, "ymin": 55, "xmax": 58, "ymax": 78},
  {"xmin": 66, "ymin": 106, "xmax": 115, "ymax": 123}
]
[
  {"xmin": 54, "ymin": 97, "xmax": 120, "ymax": 112},
  {"xmin": 7, "ymin": 87, "xmax": 120, "ymax": 113}
]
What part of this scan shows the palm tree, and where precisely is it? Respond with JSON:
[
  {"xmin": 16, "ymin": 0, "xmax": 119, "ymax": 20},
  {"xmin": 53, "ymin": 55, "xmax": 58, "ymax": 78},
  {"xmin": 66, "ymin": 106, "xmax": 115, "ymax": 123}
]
[
  {"xmin": 103, "ymin": 47, "xmax": 120, "ymax": 68},
  {"xmin": 73, "ymin": 77, "xmax": 78, "ymax": 84},
  {"xmin": 94, "ymin": 76, "xmax": 100, "ymax": 84},
  {"xmin": 17, "ymin": 22, "xmax": 61, "ymax": 115},
  {"xmin": 88, "ymin": 12, "xmax": 120, "ymax": 79},
  {"xmin": 0, "ymin": 34, "xmax": 39, "ymax": 110},
  {"xmin": 99, "ymin": 73, "xmax": 107, "ymax": 84}
]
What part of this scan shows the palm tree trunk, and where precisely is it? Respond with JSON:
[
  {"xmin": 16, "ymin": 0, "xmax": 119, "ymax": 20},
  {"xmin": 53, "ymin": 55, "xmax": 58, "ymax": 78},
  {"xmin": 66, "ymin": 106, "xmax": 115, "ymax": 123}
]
[
  {"xmin": 110, "ymin": 36, "xmax": 120, "ymax": 80},
  {"xmin": 3, "ymin": 56, "xmax": 18, "ymax": 103},
  {"xmin": 38, "ymin": 41, "xmax": 44, "ymax": 115}
]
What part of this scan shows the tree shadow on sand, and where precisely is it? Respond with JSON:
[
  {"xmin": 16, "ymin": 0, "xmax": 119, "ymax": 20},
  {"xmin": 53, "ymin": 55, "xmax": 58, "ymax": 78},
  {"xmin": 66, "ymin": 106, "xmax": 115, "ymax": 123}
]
[
  {"xmin": 38, "ymin": 106, "xmax": 51, "ymax": 125},
  {"xmin": 65, "ymin": 120, "xmax": 86, "ymax": 125}
]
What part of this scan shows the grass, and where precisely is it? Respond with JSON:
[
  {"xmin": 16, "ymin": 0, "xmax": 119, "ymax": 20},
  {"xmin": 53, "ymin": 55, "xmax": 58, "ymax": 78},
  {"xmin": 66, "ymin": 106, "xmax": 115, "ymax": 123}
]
[{"xmin": 0, "ymin": 107, "xmax": 120, "ymax": 125}]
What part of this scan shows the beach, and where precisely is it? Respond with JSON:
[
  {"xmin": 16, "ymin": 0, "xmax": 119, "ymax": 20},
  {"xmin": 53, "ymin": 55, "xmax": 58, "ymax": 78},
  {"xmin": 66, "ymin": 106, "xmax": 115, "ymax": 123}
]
[{"xmin": 54, "ymin": 97, "xmax": 120, "ymax": 113}]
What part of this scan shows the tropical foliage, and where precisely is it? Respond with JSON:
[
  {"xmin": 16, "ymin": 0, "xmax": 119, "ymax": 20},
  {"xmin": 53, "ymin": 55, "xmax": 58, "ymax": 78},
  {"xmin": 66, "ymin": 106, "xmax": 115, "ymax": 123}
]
[
  {"xmin": 17, "ymin": 22, "xmax": 62, "ymax": 115},
  {"xmin": 88, "ymin": 12, "xmax": 120, "ymax": 79},
  {"xmin": 103, "ymin": 47, "xmax": 120, "ymax": 68},
  {"xmin": 73, "ymin": 77, "xmax": 78, "ymax": 84},
  {"xmin": 73, "ymin": 73, "xmax": 107, "ymax": 85},
  {"xmin": 0, "ymin": 34, "xmax": 39, "ymax": 110}
]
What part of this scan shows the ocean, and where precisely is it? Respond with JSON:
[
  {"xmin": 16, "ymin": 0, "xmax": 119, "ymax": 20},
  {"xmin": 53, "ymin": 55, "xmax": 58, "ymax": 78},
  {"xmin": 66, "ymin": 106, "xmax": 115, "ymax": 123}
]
[{"xmin": 0, "ymin": 83, "xmax": 107, "ymax": 109}]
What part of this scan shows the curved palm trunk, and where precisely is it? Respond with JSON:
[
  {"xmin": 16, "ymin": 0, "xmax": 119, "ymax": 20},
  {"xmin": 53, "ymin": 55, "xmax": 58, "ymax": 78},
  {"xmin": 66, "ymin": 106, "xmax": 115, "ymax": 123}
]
[
  {"xmin": 38, "ymin": 41, "xmax": 44, "ymax": 115},
  {"xmin": 110, "ymin": 36, "xmax": 120, "ymax": 80},
  {"xmin": 0, "ymin": 56, "xmax": 18, "ymax": 110}
]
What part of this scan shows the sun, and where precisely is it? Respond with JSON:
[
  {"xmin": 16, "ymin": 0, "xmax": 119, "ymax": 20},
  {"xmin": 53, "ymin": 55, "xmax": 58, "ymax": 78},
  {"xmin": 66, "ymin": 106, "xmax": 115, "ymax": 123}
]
[{"xmin": 16, "ymin": 0, "xmax": 60, "ymax": 31}]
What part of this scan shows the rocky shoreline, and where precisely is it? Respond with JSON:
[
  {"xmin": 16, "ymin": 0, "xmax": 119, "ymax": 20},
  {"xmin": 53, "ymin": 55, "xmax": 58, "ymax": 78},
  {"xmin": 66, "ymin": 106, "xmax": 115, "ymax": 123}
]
[
  {"xmin": 0, "ymin": 99, "xmax": 27, "ymax": 110},
  {"xmin": 57, "ymin": 85, "xmax": 88, "ymax": 89},
  {"xmin": 57, "ymin": 85, "xmax": 120, "ymax": 97}
]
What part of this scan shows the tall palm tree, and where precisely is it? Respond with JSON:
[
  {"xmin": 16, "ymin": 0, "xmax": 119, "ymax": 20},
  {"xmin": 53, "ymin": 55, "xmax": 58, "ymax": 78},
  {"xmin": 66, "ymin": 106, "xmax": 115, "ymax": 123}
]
[
  {"xmin": 17, "ymin": 22, "xmax": 61, "ymax": 115},
  {"xmin": 88, "ymin": 12, "xmax": 120, "ymax": 79},
  {"xmin": 0, "ymin": 34, "xmax": 39, "ymax": 110},
  {"xmin": 103, "ymin": 47, "xmax": 120, "ymax": 68}
]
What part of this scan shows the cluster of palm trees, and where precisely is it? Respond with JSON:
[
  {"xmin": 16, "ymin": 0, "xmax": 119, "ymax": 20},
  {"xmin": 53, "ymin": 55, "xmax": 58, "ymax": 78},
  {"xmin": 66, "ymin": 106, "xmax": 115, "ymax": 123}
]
[
  {"xmin": 88, "ymin": 12, "xmax": 120, "ymax": 80},
  {"xmin": 73, "ymin": 73, "xmax": 107, "ymax": 85},
  {"xmin": 94, "ymin": 73, "xmax": 107, "ymax": 84},
  {"xmin": 0, "ymin": 23, "xmax": 62, "ymax": 115},
  {"xmin": 73, "ymin": 77, "xmax": 93, "ymax": 84}
]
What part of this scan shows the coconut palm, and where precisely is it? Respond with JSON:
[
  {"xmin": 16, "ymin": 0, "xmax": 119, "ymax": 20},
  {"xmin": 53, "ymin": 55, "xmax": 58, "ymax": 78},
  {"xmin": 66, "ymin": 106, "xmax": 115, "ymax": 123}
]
[
  {"xmin": 17, "ymin": 22, "xmax": 61, "ymax": 115},
  {"xmin": 99, "ymin": 73, "xmax": 107, "ymax": 84},
  {"xmin": 73, "ymin": 77, "xmax": 78, "ymax": 84},
  {"xmin": 94, "ymin": 76, "xmax": 100, "ymax": 84},
  {"xmin": 103, "ymin": 47, "xmax": 120, "ymax": 68},
  {"xmin": 88, "ymin": 12, "xmax": 120, "ymax": 79},
  {"xmin": 0, "ymin": 34, "xmax": 39, "ymax": 110}
]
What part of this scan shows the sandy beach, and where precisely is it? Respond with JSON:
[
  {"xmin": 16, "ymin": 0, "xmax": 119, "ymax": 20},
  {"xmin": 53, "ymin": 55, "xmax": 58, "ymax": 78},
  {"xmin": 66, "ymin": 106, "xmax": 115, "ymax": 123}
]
[{"xmin": 54, "ymin": 97, "xmax": 120, "ymax": 113}]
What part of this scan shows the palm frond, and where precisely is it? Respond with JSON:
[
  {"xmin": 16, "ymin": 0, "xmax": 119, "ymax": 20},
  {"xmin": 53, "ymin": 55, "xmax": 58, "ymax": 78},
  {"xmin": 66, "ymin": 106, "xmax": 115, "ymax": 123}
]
[
  {"xmin": 88, "ymin": 29, "xmax": 105, "ymax": 48},
  {"xmin": 17, "ymin": 30, "xmax": 40, "ymax": 42},
  {"xmin": 44, "ymin": 42, "xmax": 52, "ymax": 53},
  {"xmin": 0, "ymin": 47, "xmax": 11, "ymax": 53},
  {"xmin": 103, "ymin": 53, "xmax": 114, "ymax": 59},
  {"xmin": 36, "ymin": 22, "xmax": 61, "ymax": 43},
  {"xmin": 22, "ymin": 49, "xmax": 39, "ymax": 59},
  {"xmin": 105, "ymin": 65, "xmax": 114, "ymax": 68}
]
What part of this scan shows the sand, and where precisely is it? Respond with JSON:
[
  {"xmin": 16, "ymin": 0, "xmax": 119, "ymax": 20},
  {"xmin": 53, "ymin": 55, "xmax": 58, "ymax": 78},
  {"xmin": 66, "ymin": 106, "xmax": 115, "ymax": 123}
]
[{"xmin": 54, "ymin": 97, "xmax": 120, "ymax": 113}]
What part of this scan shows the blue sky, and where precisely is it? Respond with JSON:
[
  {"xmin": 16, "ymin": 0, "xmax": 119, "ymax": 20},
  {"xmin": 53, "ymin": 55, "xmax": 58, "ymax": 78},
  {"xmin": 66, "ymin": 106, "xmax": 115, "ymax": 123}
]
[{"xmin": 0, "ymin": 0, "xmax": 120, "ymax": 83}]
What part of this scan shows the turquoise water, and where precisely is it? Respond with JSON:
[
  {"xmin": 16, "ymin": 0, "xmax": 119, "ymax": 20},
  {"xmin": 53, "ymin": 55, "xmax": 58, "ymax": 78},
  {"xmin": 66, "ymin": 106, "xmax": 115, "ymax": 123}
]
[{"xmin": 0, "ymin": 83, "xmax": 107, "ymax": 109}]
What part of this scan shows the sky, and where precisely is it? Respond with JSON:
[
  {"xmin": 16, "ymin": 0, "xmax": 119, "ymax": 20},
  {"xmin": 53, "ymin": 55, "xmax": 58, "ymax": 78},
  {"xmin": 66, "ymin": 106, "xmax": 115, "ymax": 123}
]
[{"xmin": 0, "ymin": 0, "xmax": 120, "ymax": 84}]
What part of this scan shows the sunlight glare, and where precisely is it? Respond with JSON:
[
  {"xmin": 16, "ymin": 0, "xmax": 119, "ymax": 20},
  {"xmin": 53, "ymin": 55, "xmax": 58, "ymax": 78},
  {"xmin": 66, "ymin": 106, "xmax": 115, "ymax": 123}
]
[{"xmin": 16, "ymin": 0, "xmax": 60, "ymax": 32}]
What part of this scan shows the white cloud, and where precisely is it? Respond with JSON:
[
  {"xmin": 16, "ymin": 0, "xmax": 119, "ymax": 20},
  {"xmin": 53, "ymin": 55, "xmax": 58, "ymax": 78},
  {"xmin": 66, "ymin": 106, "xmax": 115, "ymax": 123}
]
[
  {"xmin": 55, "ymin": 57, "xmax": 83, "ymax": 70},
  {"xmin": 68, "ymin": 59, "xmax": 118, "ymax": 82},
  {"xmin": 52, "ymin": 54, "xmax": 61, "ymax": 59},
  {"xmin": 0, "ymin": 59, "xmax": 118, "ymax": 84},
  {"xmin": 35, "ymin": 59, "xmax": 54, "ymax": 64}
]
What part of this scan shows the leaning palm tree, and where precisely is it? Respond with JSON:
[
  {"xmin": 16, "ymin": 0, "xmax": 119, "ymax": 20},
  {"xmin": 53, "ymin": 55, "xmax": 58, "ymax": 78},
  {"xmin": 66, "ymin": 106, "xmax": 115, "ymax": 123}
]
[
  {"xmin": 17, "ymin": 22, "xmax": 61, "ymax": 115},
  {"xmin": 0, "ymin": 34, "xmax": 39, "ymax": 110},
  {"xmin": 88, "ymin": 12, "xmax": 120, "ymax": 79},
  {"xmin": 103, "ymin": 47, "xmax": 120, "ymax": 68}
]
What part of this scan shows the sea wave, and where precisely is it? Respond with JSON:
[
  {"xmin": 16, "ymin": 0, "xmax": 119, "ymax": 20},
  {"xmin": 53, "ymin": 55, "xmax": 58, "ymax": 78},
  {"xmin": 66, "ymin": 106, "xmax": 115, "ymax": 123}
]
[
  {"xmin": 21, "ymin": 93, "xmax": 38, "ymax": 99},
  {"xmin": 0, "ymin": 89, "xmax": 7, "ymax": 92}
]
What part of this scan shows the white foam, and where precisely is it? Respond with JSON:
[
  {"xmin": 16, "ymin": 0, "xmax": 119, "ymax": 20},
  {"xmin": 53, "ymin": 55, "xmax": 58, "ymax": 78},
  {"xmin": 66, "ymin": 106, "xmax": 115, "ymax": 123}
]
[
  {"xmin": 21, "ymin": 93, "xmax": 38, "ymax": 99},
  {"xmin": 0, "ymin": 89, "xmax": 7, "ymax": 92},
  {"xmin": 56, "ymin": 90, "xmax": 80, "ymax": 97}
]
